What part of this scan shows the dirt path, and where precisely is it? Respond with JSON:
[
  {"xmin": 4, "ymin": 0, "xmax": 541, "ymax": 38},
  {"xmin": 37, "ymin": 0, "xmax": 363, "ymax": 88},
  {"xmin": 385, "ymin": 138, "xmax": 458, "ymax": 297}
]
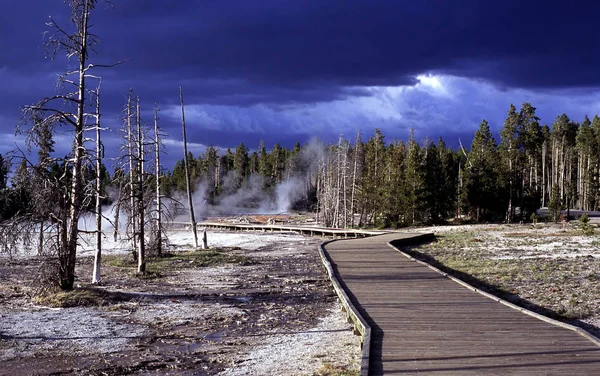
[{"xmin": 0, "ymin": 232, "xmax": 361, "ymax": 375}]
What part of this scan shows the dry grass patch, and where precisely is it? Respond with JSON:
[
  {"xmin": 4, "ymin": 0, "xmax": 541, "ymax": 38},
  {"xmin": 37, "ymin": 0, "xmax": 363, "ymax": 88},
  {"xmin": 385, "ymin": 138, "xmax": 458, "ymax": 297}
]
[
  {"xmin": 314, "ymin": 363, "xmax": 359, "ymax": 376},
  {"xmin": 34, "ymin": 287, "xmax": 109, "ymax": 308}
]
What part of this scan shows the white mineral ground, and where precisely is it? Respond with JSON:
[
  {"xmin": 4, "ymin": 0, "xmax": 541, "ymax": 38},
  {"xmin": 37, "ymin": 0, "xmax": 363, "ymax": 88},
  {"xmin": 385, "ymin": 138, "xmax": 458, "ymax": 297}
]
[
  {"xmin": 405, "ymin": 223, "xmax": 600, "ymax": 259},
  {"xmin": 0, "ymin": 230, "xmax": 361, "ymax": 374},
  {"xmin": 219, "ymin": 307, "xmax": 361, "ymax": 376}
]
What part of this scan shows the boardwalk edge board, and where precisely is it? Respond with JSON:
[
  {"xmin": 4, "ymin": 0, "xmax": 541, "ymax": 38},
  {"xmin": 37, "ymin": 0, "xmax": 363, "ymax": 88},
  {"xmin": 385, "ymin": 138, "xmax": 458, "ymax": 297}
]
[
  {"xmin": 185, "ymin": 222, "xmax": 386, "ymax": 238},
  {"xmin": 388, "ymin": 235, "xmax": 600, "ymax": 348},
  {"xmin": 318, "ymin": 240, "xmax": 371, "ymax": 376}
]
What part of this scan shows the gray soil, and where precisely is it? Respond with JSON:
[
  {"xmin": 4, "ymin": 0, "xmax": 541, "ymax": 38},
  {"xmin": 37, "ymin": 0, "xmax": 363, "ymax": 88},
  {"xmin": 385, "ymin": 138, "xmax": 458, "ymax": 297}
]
[{"xmin": 0, "ymin": 232, "xmax": 361, "ymax": 375}]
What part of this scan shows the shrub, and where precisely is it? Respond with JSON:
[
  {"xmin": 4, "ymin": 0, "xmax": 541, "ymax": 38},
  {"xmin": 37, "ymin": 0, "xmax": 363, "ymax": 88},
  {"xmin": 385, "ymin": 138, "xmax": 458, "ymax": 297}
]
[{"xmin": 578, "ymin": 214, "xmax": 594, "ymax": 235}]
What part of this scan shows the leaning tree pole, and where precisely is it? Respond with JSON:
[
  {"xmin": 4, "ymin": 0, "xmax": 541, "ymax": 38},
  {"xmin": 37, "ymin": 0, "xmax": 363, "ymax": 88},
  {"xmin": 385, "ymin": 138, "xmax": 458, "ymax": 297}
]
[{"xmin": 179, "ymin": 87, "xmax": 199, "ymax": 249}]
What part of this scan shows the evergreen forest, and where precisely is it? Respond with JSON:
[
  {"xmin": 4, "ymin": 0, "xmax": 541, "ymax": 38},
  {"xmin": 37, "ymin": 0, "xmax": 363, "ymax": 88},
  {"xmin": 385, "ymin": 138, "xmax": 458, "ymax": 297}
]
[{"xmin": 2, "ymin": 102, "xmax": 599, "ymax": 229}]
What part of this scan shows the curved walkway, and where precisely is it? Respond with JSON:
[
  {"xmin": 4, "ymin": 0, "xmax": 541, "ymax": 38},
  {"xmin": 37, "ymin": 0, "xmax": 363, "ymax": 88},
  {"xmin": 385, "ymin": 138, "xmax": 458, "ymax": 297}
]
[{"xmin": 323, "ymin": 233, "xmax": 600, "ymax": 375}]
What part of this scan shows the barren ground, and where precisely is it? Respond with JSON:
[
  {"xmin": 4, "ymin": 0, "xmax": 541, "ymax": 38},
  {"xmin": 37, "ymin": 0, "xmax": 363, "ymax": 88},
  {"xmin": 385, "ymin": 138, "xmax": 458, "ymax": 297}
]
[
  {"xmin": 0, "ymin": 230, "xmax": 361, "ymax": 376},
  {"xmin": 404, "ymin": 222, "xmax": 600, "ymax": 338}
]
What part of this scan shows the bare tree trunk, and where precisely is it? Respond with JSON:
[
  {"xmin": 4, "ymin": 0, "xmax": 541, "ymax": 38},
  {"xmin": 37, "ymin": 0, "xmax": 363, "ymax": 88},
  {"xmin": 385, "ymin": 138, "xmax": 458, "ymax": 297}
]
[
  {"xmin": 153, "ymin": 104, "xmax": 163, "ymax": 256},
  {"xmin": 586, "ymin": 155, "xmax": 591, "ymax": 210},
  {"xmin": 180, "ymin": 87, "xmax": 199, "ymax": 248},
  {"xmin": 457, "ymin": 162, "xmax": 462, "ymax": 220},
  {"xmin": 542, "ymin": 141, "xmax": 547, "ymax": 206},
  {"xmin": 342, "ymin": 142, "xmax": 348, "ymax": 229},
  {"xmin": 507, "ymin": 150, "xmax": 513, "ymax": 223},
  {"xmin": 316, "ymin": 162, "xmax": 322, "ymax": 224},
  {"xmin": 334, "ymin": 137, "xmax": 341, "ymax": 228},
  {"xmin": 62, "ymin": 0, "xmax": 92, "ymax": 290},
  {"xmin": 350, "ymin": 155, "xmax": 357, "ymax": 228},
  {"xmin": 136, "ymin": 97, "xmax": 146, "ymax": 273},
  {"xmin": 126, "ymin": 95, "xmax": 137, "ymax": 257},
  {"xmin": 92, "ymin": 84, "xmax": 102, "ymax": 283},
  {"xmin": 560, "ymin": 139, "xmax": 565, "ymax": 199},
  {"xmin": 579, "ymin": 153, "xmax": 584, "ymax": 210}
]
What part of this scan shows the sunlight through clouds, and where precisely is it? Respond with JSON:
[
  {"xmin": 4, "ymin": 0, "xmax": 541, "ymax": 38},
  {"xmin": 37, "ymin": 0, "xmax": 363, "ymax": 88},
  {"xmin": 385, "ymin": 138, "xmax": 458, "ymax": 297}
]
[
  {"xmin": 415, "ymin": 74, "xmax": 452, "ymax": 98},
  {"xmin": 159, "ymin": 74, "xmax": 600, "ymax": 152}
]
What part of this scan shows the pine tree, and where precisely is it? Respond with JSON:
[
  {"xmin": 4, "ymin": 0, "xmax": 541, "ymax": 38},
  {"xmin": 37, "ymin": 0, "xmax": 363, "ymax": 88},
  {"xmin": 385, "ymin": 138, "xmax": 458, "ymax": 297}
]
[
  {"xmin": 202, "ymin": 146, "xmax": 220, "ymax": 199},
  {"xmin": 518, "ymin": 103, "xmax": 543, "ymax": 219},
  {"xmin": 361, "ymin": 129, "xmax": 386, "ymax": 226},
  {"xmin": 0, "ymin": 154, "xmax": 9, "ymax": 191},
  {"xmin": 405, "ymin": 130, "xmax": 424, "ymax": 225},
  {"xmin": 548, "ymin": 185, "xmax": 563, "ymax": 223},
  {"xmin": 258, "ymin": 140, "xmax": 270, "ymax": 188},
  {"xmin": 285, "ymin": 142, "xmax": 302, "ymax": 180},
  {"xmin": 422, "ymin": 141, "xmax": 444, "ymax": 223},
  {"xmin": 576, "ymin": 115, "xmax": 594, "ymax": 210},
  {"xmin": 11, "ymin": 160, "xmax": 32, "ymax": 209},
  {"xmin": 499, "ymin": 104, "xmax": 521, "ymax": 222},
  {"xmin": 382, "ymin": 140, "xmax": 407, "ymax": 227},
  {"xmin": 550, "ymin": 114, "xmax": 578, "ymax": 206},
  {"xmin": 466, "ymin": 119, "xmax": 502, "ymax": 221},
  {"xmin": 270, "ymin": 143, "xmax": 286, "ymax": 184},
  {"xmin": 589, "ymin": 115, "xmax": 600, "ymax": 209},
  {"xmin": 0, "ymin": 154, "xmax": 12, "ymax": 221},
  {"xmin": 437, "ymin": 138, "xmax": 459, "ymax": 221},
  {"xmin": 233, "ymin": 143, "xmax": 249, "ymax": 188}
]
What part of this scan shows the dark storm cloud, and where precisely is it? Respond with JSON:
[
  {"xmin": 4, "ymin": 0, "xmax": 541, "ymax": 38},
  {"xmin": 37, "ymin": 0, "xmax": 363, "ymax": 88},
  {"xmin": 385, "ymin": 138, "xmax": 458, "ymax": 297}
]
[
  {"xmin": 93, "ymin": 0, "xmax": 600, "ymax": 91},
  {"xmin": 5, "ymin": 0, "xmax": 600, "ymax": 92},
  {"xmin": 5, "ymin": 1, "xmax": 600, "ymax": 100},
  {"xmin": 2, "ymin": 0, "xmax": 600, "ymax": 164}
]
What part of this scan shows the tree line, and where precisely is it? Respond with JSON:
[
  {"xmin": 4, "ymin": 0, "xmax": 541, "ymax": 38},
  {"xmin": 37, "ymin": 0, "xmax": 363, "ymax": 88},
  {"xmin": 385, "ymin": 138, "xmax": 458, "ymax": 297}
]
[
  {"xmin": 5, "ymin": 100, "xmax": 599, "ymax": 229},
  {"xmin": 159, "ymin": 101, "xmax": 600, "ymax": 227},
  {"xmin": 2, "ymin": 0, "xmax": 599, "ymax": 291}
]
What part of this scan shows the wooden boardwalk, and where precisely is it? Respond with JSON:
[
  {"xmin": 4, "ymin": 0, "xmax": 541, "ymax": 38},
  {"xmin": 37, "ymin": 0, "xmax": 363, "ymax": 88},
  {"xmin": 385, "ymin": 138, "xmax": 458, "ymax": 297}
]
[{"xmin": 323, "ymin": 233, "xmax": 600, "ymax": 375}]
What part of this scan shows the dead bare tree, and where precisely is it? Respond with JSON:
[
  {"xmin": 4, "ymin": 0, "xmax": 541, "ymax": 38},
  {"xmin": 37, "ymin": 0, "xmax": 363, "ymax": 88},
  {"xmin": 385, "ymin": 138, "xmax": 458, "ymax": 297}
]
[
  {"xmin": 349, "ymin": 131, "xmax": 363, "ymax": 228},
  {"xmin": 125, "ymin": 92, "xmax": 138, "ymax": 257},
  {"xmin": 153, "ymin": 104, "xmax": 164, "ymax": 255},
  {"xmin": 17, "ymin": 0, "xmax": 114, "ymax": 289},
  {"xmin": 179, "ymin": 87, "xmax": 199, "ymax": 249},
  {"xmin": 92, "ymin": 81, "xmax": 103, "ymax": 283},
  {"xmin": 116, "ymin": 93, "xmax": 173, "ymax": 270},
  {"xmin": 135, "ymin": 96, "xmax": 146, "ymax": 273}
]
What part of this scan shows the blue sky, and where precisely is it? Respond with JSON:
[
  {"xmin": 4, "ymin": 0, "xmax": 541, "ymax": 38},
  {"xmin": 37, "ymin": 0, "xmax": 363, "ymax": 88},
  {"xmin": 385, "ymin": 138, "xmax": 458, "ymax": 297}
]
[{"xmin": 2, "ymin": 0, "xmax": 600, "ymax": 167}]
